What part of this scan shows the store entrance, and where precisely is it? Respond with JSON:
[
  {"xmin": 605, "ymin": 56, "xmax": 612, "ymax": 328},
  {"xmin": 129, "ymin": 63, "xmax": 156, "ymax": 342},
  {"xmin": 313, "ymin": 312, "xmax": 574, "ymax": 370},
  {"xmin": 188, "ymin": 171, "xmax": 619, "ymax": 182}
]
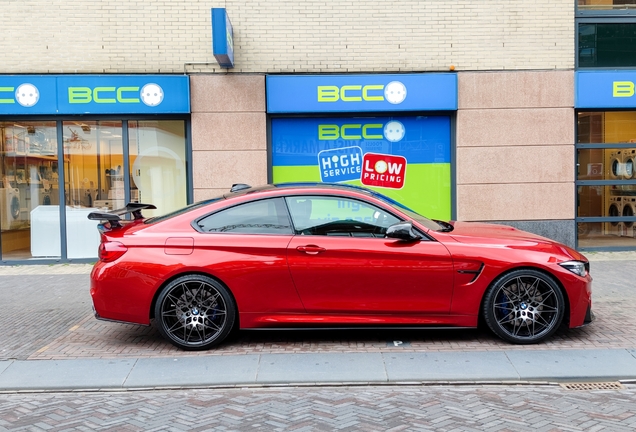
[{"xmin": 0, "ymin": 119, "xmax": 188, "ymax": 262}]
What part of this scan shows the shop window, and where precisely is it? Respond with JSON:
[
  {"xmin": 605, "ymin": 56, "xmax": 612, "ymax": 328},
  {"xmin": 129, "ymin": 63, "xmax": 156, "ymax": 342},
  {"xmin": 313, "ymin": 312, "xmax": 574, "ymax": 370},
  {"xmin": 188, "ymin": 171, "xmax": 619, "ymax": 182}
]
[
  {"xmin": 576, "ymin": 111, "xmax": 636, "ymax": 248},
  {"xmin": 270, "ymin": 116, "xmax": 452, "ymax": 221},
  {"xmin": 578, "ymin": 0, "xmax": 636, "ymax": 12},
  {"xmin": 579, "ymin": 23, "xmax": 636, "ymax": 68},
  {"xmin": 0, "ymin": 119, "xmax": 189, "ymax": 261}
]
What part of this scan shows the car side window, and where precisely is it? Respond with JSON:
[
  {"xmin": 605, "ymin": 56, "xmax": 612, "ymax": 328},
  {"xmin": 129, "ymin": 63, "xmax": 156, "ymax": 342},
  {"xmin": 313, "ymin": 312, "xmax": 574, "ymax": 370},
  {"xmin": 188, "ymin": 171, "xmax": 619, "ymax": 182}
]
[
  {"xmin": 196, "ymin": 198, "xmax": 293, "ymax": 234},
  {"xmin": 285, "ymin": 196, "xmax": 400, "ymax": 237}
]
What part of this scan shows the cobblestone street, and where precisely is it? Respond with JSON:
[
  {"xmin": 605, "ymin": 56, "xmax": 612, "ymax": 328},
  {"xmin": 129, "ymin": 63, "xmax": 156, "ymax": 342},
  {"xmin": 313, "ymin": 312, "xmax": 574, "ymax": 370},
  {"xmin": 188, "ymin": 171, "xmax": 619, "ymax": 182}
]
[
  {"xmin": 1, "ymin": 256, "xmax": 635, "ymax": 430},
  {"xmin": 2, "ymin": 384, "xmax": 636, "ymax": 431},
  {"xmin": 1, "ymin": 257, "xmax": 634, "ymax": 361}
]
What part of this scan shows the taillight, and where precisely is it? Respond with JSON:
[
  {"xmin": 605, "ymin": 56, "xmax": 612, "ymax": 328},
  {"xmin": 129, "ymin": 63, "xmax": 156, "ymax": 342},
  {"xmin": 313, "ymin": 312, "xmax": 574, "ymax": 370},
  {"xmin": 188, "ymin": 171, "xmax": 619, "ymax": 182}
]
[{"xmin": 98, "ymin": 241, "xmax": 128, "ymax": 262}]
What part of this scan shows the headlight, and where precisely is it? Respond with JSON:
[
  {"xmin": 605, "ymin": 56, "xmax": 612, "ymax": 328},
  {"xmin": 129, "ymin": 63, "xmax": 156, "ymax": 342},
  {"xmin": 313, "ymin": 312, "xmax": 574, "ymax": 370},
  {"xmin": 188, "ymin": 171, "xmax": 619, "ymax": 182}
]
[{"xmin": 559, "ymin": 260, "xmax": 587, "ymax": 277}]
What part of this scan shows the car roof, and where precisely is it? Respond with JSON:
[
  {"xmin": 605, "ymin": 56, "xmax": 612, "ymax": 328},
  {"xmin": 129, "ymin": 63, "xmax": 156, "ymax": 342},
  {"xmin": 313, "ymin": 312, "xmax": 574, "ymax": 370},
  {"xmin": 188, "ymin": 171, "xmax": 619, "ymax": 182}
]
[{"xmin": 224, "ymin": 182, "xmax": 378, "ymax": 199}]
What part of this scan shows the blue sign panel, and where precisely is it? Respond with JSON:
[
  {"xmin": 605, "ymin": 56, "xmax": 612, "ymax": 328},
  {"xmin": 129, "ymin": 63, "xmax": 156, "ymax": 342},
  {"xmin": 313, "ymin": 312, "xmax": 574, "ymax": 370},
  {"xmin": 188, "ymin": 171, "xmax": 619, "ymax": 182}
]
[
  {"xmin": 212, "ymin": 8, "xmax": 235, "ymax": 68},
  {"xmin": 56, "ymin": 75, "xmax": 190, "ymax": 114},
  {"xmin": 266, "ymin": 74, "xmax": 457, "ymax": 113},
  {"xmin": 0, "ymin": 76, "xmax": 58, "ymax": 115},
  {"xmin": 272, "ymin": 116, "xmax": 451, "ymax": 167},
  {"xmin": 576, "ymin": 71, "xmax": 636, "ymax": 108},
  {"xmin": 0, "ymin": 75, "xmax": 190, "ymax": 115}
]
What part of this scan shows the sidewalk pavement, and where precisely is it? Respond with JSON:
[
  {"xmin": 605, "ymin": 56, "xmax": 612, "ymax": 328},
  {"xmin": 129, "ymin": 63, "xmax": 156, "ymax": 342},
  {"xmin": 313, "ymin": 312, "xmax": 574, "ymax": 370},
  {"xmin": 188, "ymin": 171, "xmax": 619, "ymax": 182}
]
[
  {"xmin": 2, "ymin": 349, "xmax": 636, "ymax": 392},
  {"xmin": 1, "ymin": 251, "xmax": 636, "ymax": 392}
]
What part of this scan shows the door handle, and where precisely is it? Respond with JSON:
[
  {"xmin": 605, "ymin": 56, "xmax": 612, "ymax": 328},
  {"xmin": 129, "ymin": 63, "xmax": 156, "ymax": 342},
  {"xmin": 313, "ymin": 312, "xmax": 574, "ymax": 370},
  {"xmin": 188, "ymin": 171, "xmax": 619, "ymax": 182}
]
[{"xmin": 296, "ymin": 245, "xmax": 326, "ymax": 255}]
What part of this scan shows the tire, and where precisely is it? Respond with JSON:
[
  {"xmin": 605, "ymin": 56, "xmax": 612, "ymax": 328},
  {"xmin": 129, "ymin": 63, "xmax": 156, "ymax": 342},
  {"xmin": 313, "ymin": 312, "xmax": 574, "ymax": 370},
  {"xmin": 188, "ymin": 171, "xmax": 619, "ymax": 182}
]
[
  {"xmin": 482, "ymin": 269, "xmax": 565, "ymax": 344},
  {"xmin": 154, "ymin": 274, "xmax": 236, "ymax": 351}
]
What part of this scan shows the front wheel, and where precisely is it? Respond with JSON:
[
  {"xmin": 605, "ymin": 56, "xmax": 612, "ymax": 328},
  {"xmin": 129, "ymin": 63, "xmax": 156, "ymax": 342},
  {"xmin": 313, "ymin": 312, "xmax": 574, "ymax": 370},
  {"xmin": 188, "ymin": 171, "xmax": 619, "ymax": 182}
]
[
  {"xmin": 482, "ymin": 269, "xmax": 565, "ymax": 344},
  {"xmin": 154, "ymin": 274, "xmax": 236, "ymax": 350}
]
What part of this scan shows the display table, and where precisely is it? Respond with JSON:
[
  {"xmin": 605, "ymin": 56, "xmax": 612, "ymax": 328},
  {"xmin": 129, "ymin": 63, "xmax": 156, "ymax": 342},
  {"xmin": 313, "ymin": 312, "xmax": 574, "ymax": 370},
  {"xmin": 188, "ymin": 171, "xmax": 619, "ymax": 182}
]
[{"xmin": 31, "ymin": 206, "xmax": 100, "ymax": 259}]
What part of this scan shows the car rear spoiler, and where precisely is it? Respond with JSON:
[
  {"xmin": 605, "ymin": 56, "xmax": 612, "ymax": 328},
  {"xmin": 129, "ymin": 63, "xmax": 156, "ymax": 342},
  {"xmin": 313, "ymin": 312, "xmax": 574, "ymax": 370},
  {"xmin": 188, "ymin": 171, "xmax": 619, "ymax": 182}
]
[{"xmin": 87, "ymin": 203, "xmax": 157, "ymax": 228}]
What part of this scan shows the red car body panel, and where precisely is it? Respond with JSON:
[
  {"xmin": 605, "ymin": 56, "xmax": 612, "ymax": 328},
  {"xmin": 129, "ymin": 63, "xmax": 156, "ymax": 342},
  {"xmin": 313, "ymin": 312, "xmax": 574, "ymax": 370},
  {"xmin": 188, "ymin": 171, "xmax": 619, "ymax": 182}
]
[
  {"xmin": 89, "ymin": 185, "xmax": 592, "ymax": 334},
  {"xmin": 287, "ymin": 235, "xmax": 454, "ymax": 314}
]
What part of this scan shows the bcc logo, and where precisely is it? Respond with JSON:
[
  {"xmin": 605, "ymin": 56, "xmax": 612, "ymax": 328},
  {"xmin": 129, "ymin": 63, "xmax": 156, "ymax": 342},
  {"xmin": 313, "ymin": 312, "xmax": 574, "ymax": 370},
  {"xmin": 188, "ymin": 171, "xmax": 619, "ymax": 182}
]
[
  {"xmin": 317, "ymin": 81, "xmax": 407, "ymax": 105},
  {"xmin": 68, "ymin": 83, "xmax": 164, "ymax": 106},
  {"xmin": 0, "ymin": 83, "xmax": 40, "ymax": 107},
  {"xmin": 318, "ymin": 120, "xmax": 406, "ymax": 142}
]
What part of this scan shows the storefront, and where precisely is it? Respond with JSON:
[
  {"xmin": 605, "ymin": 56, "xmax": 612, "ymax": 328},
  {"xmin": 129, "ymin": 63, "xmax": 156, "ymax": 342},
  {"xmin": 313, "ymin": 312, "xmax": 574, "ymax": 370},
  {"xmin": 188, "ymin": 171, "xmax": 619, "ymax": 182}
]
[
  {"xmin": 576, "ymin": 70, "xmax": 636, "ymax": 249},
  {"xmin": 0, "ymin": 75, "xmax": 191, "ymax": 262},
  {"xmin": 266, "ymin": 74, "xmax": 457, "ymax": 220}
]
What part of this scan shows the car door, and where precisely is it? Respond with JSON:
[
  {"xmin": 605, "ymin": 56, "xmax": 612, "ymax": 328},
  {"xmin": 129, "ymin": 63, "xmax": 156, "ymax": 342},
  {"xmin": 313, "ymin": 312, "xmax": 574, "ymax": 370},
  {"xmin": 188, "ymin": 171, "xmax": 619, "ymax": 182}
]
[
  {"xmin": 193, "ymin": 197, "xmax": 305, "ymax": 314},
  {"xmin": 285, "ymin": 195, "xmax": 454, "ymax": 314}
]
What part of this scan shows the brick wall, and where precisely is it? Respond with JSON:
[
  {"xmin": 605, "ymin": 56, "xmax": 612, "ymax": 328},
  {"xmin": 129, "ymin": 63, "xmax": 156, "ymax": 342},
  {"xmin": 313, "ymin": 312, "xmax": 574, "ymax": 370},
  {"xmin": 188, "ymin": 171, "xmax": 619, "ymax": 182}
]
[{"xmin": 1, "ymin": 0, "xmax": 573, "ymax": 74}]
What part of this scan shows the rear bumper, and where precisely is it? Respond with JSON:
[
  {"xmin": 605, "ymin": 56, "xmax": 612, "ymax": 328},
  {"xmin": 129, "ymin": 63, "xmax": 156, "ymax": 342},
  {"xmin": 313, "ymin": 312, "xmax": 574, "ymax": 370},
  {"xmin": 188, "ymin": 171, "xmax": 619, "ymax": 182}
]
[
  {"xmin": 90, "ymin": 260, "xmax": 158, "ymax": 325},
  {"xmin": 92, "ymin": 304, "xmax": 150, "ymax": 326}
]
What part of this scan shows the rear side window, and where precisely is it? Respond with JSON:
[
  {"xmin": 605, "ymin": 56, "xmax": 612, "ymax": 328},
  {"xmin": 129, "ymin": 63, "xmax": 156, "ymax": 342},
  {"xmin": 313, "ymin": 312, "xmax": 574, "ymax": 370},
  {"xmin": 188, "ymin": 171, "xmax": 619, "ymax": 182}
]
[{"xmin": 196, "ymin": 198, "xmax": 293, "ymax": 235}]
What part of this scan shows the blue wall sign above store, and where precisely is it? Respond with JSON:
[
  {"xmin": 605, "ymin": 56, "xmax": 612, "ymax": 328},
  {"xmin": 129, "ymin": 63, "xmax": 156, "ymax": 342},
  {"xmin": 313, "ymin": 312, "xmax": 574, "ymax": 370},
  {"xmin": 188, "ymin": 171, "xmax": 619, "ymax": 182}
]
[
  {"xmin": 266, "ymin": 74, "xmax": 457, "ymax": 113},
  {"xmin": 0, "ymin": 75, "xmax": 190, "ymax": 115},
  {"xmin": 576, "ymin": 71, "xmax": 636, "ymax": 108},
  {"xmin": 212, "ymin": 8, "xmax": 235, "ymax": 68}
]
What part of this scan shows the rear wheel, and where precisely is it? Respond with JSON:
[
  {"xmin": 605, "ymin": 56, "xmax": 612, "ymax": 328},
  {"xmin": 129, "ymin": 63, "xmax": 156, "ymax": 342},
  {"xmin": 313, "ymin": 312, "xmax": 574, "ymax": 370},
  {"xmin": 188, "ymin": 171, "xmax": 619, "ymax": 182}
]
[
  {"xmin": 154, "ymin": 274, "xmax": 236, "ymax": 350},
  {"xmin": 483, "ymin": 269, "xmax": 565, "ymax": 344}
]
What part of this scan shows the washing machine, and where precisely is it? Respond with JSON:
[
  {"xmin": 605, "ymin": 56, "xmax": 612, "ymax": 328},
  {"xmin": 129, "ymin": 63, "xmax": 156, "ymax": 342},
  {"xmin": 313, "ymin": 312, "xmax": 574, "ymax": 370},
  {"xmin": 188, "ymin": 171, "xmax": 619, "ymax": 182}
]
[
  {"xmin": 625, "ymin": 149, "xmax": 636, "ymax": 180},
  {"xmin": 607, "ymin": 150, "xmax": 625, "ymax": 180},
  {"xmin": 623, "ymin": 196, "xmax": 636, "ymax": 237},
  {"xmin": 0, "ymin": 187, "xmax": 21, "ymax": 231},
  {"xmin": 604, "ymin": 195, "xmax": 624, "ymax": 236}
]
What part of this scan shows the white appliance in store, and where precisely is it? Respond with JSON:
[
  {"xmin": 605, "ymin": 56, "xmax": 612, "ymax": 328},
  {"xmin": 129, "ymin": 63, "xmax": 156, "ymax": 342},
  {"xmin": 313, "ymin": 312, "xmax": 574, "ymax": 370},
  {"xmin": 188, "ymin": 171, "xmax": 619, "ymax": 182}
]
[
  {"xmin": 608, "ymin": 150, "xmax": 625, "ymax": 180},
  {"xmin": 605, "ymin": 196, "xmax": 624, "ymax": 236},
  {"xmin": 625, "ymin": 149, "xmax": 636, "ymax": 180},
  {"xmin": 623, "ymin": 196, "xmax": 636, "ymax": 237},
  {"xmin": 0, "ymin": 187, "xmax": 20, "ymax": 230},
  {"xmin": 30, "ymin": 206, "xmax": 100, "ymax": 258}
]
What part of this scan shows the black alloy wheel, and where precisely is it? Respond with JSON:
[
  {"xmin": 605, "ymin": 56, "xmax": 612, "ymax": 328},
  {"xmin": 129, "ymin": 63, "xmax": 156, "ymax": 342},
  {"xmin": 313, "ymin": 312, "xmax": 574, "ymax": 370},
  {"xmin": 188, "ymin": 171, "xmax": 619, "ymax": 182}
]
[
  {"xmin": 483, "ymin": 269, "xmax": 565, "ymax": 344},
  {"xmin": 154, "ymin": 274, "xmax": 236, "ymax": 350}
]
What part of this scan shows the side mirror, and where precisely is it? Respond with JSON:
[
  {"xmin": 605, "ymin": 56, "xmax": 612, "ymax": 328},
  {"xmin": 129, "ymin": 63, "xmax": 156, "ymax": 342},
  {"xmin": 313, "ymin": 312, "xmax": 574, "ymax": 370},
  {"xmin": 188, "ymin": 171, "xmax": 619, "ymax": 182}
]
[{"xmin": 385, "ymin": 221, "xmax": 421, "ymax": 241}]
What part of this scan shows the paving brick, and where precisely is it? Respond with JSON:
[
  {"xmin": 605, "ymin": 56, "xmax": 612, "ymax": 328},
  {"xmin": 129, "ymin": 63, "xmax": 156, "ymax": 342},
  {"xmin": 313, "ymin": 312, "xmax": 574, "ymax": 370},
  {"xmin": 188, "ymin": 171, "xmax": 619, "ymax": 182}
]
[{"xmin": 0, "ymin": 257, "xmax": 634, "ymax": 361}]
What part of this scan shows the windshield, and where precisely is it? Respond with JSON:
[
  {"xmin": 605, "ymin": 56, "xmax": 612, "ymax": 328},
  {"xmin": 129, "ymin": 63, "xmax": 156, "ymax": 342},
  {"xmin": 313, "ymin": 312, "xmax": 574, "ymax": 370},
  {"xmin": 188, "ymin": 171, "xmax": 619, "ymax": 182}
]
[{"xmin": 370, "ymin": 192, "xmax": 444, "ymax": 231}]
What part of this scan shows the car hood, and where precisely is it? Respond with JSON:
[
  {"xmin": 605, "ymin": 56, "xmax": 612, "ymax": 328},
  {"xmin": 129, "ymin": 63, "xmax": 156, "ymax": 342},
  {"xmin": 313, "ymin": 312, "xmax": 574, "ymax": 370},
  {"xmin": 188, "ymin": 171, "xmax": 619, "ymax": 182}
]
[{"xmin": 441, "ymin": 221, "xmax": 587, "ymax": 261}]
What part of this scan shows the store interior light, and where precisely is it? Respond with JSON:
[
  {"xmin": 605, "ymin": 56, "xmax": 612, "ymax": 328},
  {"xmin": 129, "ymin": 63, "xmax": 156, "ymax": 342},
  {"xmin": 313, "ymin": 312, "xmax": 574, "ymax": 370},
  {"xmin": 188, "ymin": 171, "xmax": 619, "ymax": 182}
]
[
  {"xmin": 81, "ymin": 125, "xmax": 91, "ymax": 133},
  {"xmin": 27, "ymin": 126, "xmax": 36, "ymax": 134}
]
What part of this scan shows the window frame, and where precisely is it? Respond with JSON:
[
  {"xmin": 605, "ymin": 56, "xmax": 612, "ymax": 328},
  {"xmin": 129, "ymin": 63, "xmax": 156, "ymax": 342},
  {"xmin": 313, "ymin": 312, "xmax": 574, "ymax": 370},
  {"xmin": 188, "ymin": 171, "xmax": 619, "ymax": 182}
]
[
  {"xmin": 0, "ymin": 114, "xmax": 191, "ymax": 265},
  {"xmin": 576, "ymin": 16, "xmax": 636, "ymax": 69},
  {"xmin": 575, "ymin": 109, "xmax": 636, "ymax": 250},
  {"xmin": 577, "ymin": 1, "xmax": 636, "ymax": 17}
]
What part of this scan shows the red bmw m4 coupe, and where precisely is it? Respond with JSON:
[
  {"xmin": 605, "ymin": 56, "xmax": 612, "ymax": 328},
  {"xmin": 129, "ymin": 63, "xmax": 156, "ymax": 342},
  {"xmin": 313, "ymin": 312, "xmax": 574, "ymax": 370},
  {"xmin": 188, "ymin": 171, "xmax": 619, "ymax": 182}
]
[{"xmin": 89, "ymin": 183, "xmax": 593, "ymax": 350}]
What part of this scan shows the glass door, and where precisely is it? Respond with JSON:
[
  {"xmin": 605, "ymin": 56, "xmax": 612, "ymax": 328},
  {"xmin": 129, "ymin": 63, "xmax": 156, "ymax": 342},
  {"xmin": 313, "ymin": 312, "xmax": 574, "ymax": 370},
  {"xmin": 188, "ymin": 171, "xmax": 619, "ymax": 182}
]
[
  {"xmin": 128, "ymin": 120, "xmax": 187, "ymax": 217},
  {"xmin": 0, "ymin": 121, "xmax": 60, "ymax": 260},
  {"xmin": 63, "ymin": 121, "xmax": 124, "ymax": 259}
]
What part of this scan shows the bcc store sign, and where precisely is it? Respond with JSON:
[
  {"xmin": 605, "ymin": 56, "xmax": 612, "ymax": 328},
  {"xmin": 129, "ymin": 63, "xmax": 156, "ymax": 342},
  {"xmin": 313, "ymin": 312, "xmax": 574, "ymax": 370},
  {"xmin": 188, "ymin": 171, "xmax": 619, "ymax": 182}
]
[{"xmin": 0, "ymin": 75, "xmax": 190, "ymax": 115}]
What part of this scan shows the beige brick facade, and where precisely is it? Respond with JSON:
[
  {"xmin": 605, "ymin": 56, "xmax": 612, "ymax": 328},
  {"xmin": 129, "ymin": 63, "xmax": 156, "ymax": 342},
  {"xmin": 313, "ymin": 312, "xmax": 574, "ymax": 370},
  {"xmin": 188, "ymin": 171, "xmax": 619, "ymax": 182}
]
[{"xmin": 1, "ymin": 0, "xmax": 573, "ymax": 74}]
